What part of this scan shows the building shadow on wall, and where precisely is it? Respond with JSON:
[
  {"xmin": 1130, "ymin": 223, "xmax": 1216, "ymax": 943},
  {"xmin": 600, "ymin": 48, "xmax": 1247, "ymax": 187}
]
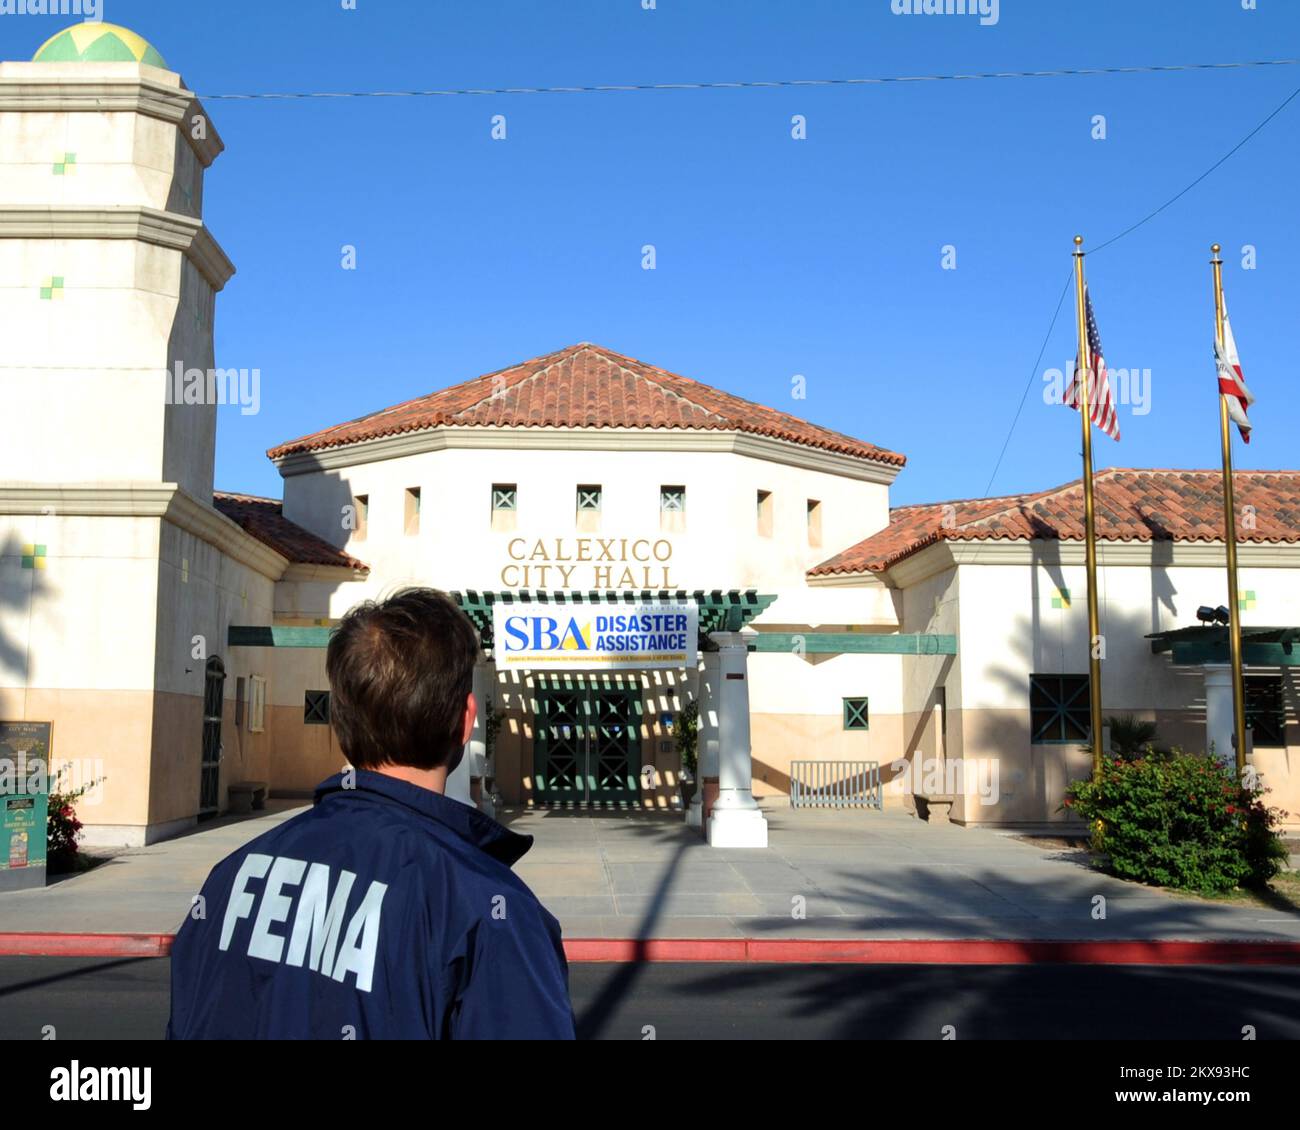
[
  {"xmin": 973, "ymin": 549, "xmax": 1208, "ymax": 821},
  {"xmin": 0, "ymin": 532, "xmax": 59, "ymax": 688},
  {"xmin": 267, "ymin": 459, "xmax": 361, "ymax": 563},
  {"xmin": 895, "ymin": 651, "xmax": 956, "ymax": 801}
]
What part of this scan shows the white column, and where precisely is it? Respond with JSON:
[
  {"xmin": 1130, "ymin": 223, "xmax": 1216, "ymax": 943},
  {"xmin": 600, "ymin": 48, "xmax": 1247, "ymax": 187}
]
[
  {"xmin": 1204, "ymin": 664, "xmax": 1236, "ymax": 767},
  {"xmin": 706, "ymin": 630, "xmax": 768, "ymax": 848},
  {"xmin": 686, "ymin": 650, "xmax": 720, "ymax": 829},
  {"xmin": 447, "ymin": 659, "xmax": 493, "ymax": 809},
  {"xmin": 445, "ymin": 742, "xmax": 474, "ymax": 806}
]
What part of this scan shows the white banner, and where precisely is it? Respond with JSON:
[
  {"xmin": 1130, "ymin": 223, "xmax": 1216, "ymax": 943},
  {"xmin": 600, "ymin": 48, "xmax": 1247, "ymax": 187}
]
[{"xmin": 492, "ymin": 601, "xmax": 699, "ymax": 671}]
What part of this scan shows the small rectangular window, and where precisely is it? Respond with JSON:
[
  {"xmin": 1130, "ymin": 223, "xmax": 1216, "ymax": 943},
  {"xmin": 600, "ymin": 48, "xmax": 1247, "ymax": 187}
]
[
  {"xmin": 756, "ymin": 490, "xmax": 773, "ymax": 537},
  {"xmin": 577, "ymin": 484, "xmax": 602, "ymax": 532},
  {"xmin": 1030, "ymin": 674, "xmax": 1091, "ymax": 743},
  {"xmin": 404, "ymin": 487, "xmax": 421, "ymax": 536},
  {"xmin": 843, "ymin": 697, "xmax": 869, "ymax": 731},
  {"xmin": 491, "ymin": 483, "xmax": 518, "ymax": 532},
  {"xmin": 249, "ymin": 675, "xmax": 267, "ymax": 733},
  {"xmin": 660, "ymin": 484, "xmax": 686, "ymax": 532},
  {"xmin": 1245, "ymin": 675, "xmax": 1285, "ymax": 748},
  {"xmin": 352, "ymin": 494, "xmax": 368, "ymax": 541},
  {"xmin": 304, "ymin": 690, "xmax": 331, "ymax": 725},
  {"xmin": 807, "ymin": 499, "xmax": 823, "ymax": 548},
  {"xmin": 235, "ymin": 677, "xmax": 245, "ymax": 729}
]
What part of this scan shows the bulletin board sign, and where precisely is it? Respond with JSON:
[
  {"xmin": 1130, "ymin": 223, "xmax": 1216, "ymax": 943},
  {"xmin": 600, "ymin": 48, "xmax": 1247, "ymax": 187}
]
[{"xmin": 0, "ymin": 721, "xmax": 51, "ymax": 892}]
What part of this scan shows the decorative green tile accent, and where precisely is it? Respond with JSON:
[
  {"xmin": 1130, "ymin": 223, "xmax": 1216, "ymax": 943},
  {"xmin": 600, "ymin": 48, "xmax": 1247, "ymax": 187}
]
[
  {"xmin": 1051, "ymin": 587, "xmax": 1072, "ymax": 609},
  {"xmin": 40, "ymin": 277, "xmax": 64, "ymax": 301},
  {"xmin": 1239, "ymin": 590, "xmax": 1257, "ymax": 612},
  {"xmin": 21, "ymin": 545, "xmax": 47, "ymax": 571},
  {"xmin": 52, "ymin": 153, "xmax": 77, "ymax": 175}
]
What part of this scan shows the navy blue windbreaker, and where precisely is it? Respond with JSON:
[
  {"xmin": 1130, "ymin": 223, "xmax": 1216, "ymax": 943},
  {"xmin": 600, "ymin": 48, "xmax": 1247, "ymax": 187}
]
[{"xmin": 167, "ymin": 771, "xmax": 576, "ymax": 1040}]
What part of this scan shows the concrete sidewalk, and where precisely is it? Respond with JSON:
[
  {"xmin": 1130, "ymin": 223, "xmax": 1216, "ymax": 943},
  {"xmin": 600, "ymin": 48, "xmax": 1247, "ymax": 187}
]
[
  {"xmin": 1, "ymin": 800, "xmax": 1298, "ymax": 943},
  {"xmin": 504, "ymin": 804, "xmax": 1300, "ymax": 942}
]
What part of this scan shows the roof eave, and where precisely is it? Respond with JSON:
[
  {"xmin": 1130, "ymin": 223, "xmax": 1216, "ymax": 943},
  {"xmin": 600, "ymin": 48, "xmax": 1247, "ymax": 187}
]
[{"xmin": 269, "ymin": 423, "xmax": 905, "ymax": 484}]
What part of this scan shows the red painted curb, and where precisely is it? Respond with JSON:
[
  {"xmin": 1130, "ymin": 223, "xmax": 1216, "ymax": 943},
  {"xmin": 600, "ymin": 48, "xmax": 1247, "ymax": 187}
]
[
  {"xmin": 3, "ymin": 933, "xmax": 1300, "ymax": 965},
  {"xmin": 0, "ymin": 933, "xmax": 173, "ymax": 957},
  {"xmin": 565, "ymin": 938, "xmax": 1300, "ymax": 964}
]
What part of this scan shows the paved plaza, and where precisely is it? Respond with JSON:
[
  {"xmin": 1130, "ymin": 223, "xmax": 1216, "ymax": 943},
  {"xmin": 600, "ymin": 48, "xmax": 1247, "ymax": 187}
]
[{"xmin": 1, "ymin": 801, "xmax": 1298, "ymax": 942}]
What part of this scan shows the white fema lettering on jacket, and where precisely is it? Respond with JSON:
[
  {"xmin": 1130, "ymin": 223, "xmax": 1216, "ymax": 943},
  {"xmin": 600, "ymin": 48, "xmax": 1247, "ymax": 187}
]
[{"xmin": 219, "ymin": 853, "xmax": 388, "ymax": 993}]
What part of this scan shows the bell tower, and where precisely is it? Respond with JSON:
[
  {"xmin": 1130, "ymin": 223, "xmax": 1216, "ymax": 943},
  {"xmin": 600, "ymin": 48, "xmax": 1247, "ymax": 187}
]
[
  {"xmin": 0, "ymin": 20, "xmax": 234, "ymax": 501},
  {"xmin": 0, "ymin": 23, "xmax": 243, "ymax": 849}
]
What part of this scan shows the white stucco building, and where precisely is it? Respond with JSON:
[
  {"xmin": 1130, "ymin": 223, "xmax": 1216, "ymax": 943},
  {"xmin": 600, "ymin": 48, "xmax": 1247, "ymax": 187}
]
[{"xmin": 2, "ymin": 23, "xmax": 1298, "ymax": 854}]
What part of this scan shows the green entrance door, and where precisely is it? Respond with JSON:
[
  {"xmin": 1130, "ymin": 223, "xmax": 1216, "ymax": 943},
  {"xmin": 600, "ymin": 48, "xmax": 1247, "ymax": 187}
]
[{"xmin": 534, "ymin": 675, "xmax": 641, "ymax": 806}]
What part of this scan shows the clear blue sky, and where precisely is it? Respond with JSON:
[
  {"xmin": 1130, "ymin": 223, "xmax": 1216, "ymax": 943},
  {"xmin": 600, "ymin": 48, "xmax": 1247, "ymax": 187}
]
[{"xmin": 13, "ymin": 1, "xmax": 1300, "ymax": 504}]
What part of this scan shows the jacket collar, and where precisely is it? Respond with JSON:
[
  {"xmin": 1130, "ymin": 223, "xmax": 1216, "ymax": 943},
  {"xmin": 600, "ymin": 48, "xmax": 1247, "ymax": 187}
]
[{"xmin": 313, "ymin": 769, "xmax": 533, "ymax": 867}]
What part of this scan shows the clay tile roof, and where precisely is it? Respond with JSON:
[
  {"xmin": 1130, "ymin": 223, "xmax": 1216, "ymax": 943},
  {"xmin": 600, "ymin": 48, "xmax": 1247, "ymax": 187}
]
[
  {"xmin": 809, "ymin": 469, "xmax": 1300, "ymax": 577},
  {"xmin": 266, "ymin": 343, "xmax": 905, "ymax": 468},
  {"xmin": 213, "ymin": 492, "xmax": 368, "ymax": 572}
]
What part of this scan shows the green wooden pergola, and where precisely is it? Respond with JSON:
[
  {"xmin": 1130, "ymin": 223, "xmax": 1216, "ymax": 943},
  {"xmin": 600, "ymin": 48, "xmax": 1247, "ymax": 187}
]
[
  {"xmin": 1147, "ymin": 625, "xmax": 1300, "ymax": 666},
  {"xmin": 228, "ymin": 588, "xmax": 958, "ymax": 656}
]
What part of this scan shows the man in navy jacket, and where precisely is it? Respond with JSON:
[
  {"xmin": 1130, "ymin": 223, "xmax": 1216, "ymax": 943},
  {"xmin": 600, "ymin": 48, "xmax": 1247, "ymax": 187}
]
[{"xmin": 168, "ymin": 588, "xmax": 576, "ymax": 1040}]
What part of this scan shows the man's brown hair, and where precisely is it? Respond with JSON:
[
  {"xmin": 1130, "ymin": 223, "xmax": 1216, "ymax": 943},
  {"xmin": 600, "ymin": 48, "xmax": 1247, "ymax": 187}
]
[{"xmin": 326, "ymin": 587, "xmax": 480, "ymax": 771}]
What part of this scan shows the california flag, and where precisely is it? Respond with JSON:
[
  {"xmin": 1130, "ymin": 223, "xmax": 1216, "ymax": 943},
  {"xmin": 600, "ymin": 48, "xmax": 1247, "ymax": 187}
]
[{"xmin": 1215, "ymin": 304, "xmax": 1255, "ymax": 444}]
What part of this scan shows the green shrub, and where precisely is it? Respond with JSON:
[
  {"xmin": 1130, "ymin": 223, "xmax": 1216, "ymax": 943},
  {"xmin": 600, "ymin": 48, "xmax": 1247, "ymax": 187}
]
[
  {"xmin": 483, "ymin": 699, "xmax": 501, "ymax": 760},
  {"xmin": 675, "ymin": 701, "xmax": 699, "ymax": 778},
  {"xmin": 1105, "ymin": 713, "xmax": 1159, "ymax": 760},
  {"xmin": 1064, "ymin": 750, "xmax": 1287, "ymax": 894}
]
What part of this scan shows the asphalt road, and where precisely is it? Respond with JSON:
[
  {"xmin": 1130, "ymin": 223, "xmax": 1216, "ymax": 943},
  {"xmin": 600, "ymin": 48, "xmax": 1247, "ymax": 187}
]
[{"xmin": 1, "ymin": 957, "xmax": 1298, "ymax": 1040}]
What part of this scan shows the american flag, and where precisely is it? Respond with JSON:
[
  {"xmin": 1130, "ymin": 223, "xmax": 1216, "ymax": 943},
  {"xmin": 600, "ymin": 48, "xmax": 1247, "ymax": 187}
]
[
  {"xmin": 1215, "ymin": 301, "xmax": 1255, "ymax": 444},
  {"xmin": 1065, "ymin": 286, "xmax": 1120, "ymax": 441}
]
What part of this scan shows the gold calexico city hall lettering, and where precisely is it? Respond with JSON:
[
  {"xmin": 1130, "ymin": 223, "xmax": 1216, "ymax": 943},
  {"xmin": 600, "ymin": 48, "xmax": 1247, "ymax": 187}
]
[{"xmin": 501, "ymin": 537, "xmax": 676, "ymax": 589}]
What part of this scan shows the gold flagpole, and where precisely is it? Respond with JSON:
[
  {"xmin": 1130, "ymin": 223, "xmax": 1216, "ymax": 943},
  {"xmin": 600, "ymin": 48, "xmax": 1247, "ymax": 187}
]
[
  {"xmin": 1073, "ymin": 235, "xmax": 1105, "ymax": 783},
  {"xmin": 1211, "ymin": 243, "xmax": 1248, "ymax": 775}
]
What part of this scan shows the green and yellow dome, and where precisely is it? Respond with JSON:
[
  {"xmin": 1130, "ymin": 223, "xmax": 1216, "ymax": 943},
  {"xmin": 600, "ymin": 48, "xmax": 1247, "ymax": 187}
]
[{"xmin": 32, "ymin": 22, "xmax": 168, "ymax": 69}]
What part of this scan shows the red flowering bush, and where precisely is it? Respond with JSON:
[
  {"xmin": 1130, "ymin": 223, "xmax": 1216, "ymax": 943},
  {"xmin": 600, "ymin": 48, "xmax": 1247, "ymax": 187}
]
[
  {"xmin": 1064, "ymin": 750, "xmax": 1287, "ymax": 894},
  {"xmin": 47, "ymin": 763, "xmax": 103, "ymax": 874}
]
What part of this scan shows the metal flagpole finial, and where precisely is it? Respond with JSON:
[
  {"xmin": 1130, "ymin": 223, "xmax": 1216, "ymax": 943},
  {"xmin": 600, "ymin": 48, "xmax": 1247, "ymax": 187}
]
[
  {"xmin": 1211, "ymin": 242, "xmax": 1223, "ymax": 262},
  {"xmin": 1073, "ymin": 234, "xmax": 1084, "ymax": 256}
]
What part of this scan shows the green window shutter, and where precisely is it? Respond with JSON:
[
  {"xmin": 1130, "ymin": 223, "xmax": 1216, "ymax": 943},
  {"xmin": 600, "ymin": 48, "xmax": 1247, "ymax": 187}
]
[
  {"xmin": 304, "ymin": 690, "xmax": 331, "ymax": 725},
  {"xmin": 1029, "ymin": 674, "xmax": 1091, "ymax": 743},
  {"xmin": 843, "ymin": 697, "xmax": 869, "ymax": 731},
  {"xmin": 1244, "ymin": 675, "xmax": 1285, "ymax": 747}
]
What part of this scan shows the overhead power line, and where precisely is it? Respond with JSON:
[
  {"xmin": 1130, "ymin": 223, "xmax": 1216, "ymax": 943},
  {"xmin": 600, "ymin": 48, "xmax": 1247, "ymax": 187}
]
[
  {"xmin": 982, "ymin": 270, "xmax": 1074, "ymax": 499},
  {"xmin": 1090, "ymin": 83, "xmax": 1300, "ymax": 254},
  {"xmin": 979, "ymin": 80, "xmax": 1300, "ymax": 496},
  {"xmin": 199, "ymin": 58, "xmax": 1300, "ymax": 101}
]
